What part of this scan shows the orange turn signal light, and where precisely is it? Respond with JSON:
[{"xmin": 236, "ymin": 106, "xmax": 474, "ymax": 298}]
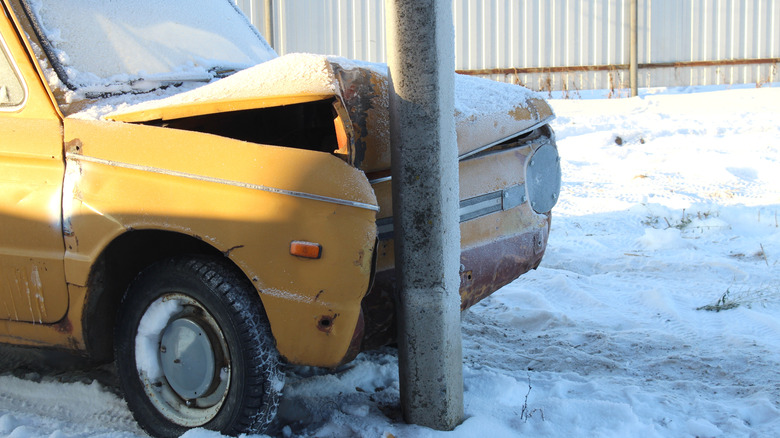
[{"xmin": 290, "ymin": 241, "xmax": 322, "ymax": 259}]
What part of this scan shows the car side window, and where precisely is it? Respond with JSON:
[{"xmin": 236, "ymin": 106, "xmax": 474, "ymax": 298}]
[{"xmin": 0, "ymin": 36, "xmax": 25, "ymax": 109}]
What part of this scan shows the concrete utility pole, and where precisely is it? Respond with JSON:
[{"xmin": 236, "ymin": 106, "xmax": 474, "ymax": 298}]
[{"xmin": 385, "ymin": 0, "xmax": 463, "ymax": 431}]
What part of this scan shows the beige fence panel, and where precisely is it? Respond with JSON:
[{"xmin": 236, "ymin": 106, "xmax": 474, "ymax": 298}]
[{"xmin": 236, "ymin": 0, "xmax": 779, "ymax": 92}]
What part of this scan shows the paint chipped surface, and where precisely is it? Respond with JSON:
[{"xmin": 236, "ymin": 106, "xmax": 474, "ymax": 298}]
[
  {"xmin": 61, "ymin": 159, "xmax": 81, "ymax": 238},
  {"xmin": 261, "ymin": 288, "xmax": 335, "ymax": 308},
  {"xmin": 29, "ymin": 266, "xmax": 46, "ymax": 322},
  {"xmin": 0, "ymin": 265, "xmax": 49, "ymax": 323}
]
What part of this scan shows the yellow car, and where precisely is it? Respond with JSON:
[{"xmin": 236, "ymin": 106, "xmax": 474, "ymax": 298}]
[{"xmin": 0, "ymin": 0, "xmax": 560, "ymax": 436}]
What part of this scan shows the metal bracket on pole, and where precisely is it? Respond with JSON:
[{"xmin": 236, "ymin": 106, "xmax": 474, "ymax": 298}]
[{"xmin": 385, "ymin": 0, "xmax": 464, "ymax": 431}]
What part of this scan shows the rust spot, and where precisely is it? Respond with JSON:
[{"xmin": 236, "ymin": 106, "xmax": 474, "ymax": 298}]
[
  {"xmin": 460, "ymin": 269, "xmax": 474, "ymax": 288},
  {"xmin": 65, "ymin": 138, "xmax": 83, "ymax": 153},
  {"xmin": 340, "ymin": 310, "xmax": 364, "ymax": 365},
  {"xmin": 54, "ymin": 318, "xmax": 73, "ymax": 334},
  {"xmin": 361, "ymin": 226, "xmax": 549, "ymax": 350},
  {"xmin": 508, "ymin": 105, "xmax": 534, "ymax": 122},
  {"xmin": 354, "ymin": 249, "xmax": 365, "ymax": 266},
  {"xmin": 317, "ymin": 314, "xmax": 339, "ymax": 334}
]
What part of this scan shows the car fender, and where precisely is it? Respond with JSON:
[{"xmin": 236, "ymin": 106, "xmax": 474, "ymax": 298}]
[{"xmin": 63, "ymin": 118, "xmax": 378, "ymax": 367}]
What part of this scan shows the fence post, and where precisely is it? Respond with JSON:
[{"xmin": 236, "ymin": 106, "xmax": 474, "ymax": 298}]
[
  {"xmin": 264, "ymin": 0, "xmax": 274, "ymax": 50},
  {"xmin": 630, "ymin": 0, "xmax": 639, "ymax": 96}
]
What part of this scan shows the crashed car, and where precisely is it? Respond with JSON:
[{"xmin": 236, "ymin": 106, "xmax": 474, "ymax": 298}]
[{"xmin": 0, "ymin": 0, "xmax": 560, "ymax": 436}]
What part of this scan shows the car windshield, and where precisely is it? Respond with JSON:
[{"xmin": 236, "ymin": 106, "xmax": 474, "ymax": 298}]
[{"xmin": 22, "ymin": 0, "xmax": 277, "ymax": 93}]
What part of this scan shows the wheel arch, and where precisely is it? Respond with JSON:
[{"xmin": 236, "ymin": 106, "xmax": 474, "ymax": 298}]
[{"xmin": 81, "ymin": 230, "xmax": 250, "ymax": 363}]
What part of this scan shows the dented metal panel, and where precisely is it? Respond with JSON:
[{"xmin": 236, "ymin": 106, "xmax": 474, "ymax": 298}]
[
  {"xmin": 330, "ymin": 63, "xmax": 390, "ymax": 171},
  {"xmin": 108, "ymin": 93, "xmax": 336, "ymax": 124},
  {"xmin": 330, "ymin": 60, "xmax": 555, "ymax": 173},
  {"xmin": 1, "ymin": 0, "xmax": 561, "ymax": 369},
  {"xmin": 0, "ymin": 4, "xmax": 67, "ymax": 325},
  {"xmin": 362, "ymin": 131, "xmax": 555, "ymax": 350},
  {"xmin": 62, "ymin": 118, "xmax": 377, "ymax": 367},
  {"xmin": 67, "ymin": 152, "xmax": 380, "ymax": 212},
  {"xmin": 363, "ymin": 210, "xmax": 550, "ymax": 351}
]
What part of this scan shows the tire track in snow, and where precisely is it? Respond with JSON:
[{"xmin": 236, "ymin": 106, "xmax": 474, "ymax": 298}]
[{"xmin": 0, "ymin": 371, "xmax": 142, "ymax": 438}]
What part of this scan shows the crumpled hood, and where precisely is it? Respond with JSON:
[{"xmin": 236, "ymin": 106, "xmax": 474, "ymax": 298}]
[
  {"xmin": 108, "ymin": 53, "xmax": 554, "ymax": 171},
  {"xmin": 326, "ymin": 57, "xmax": 555, "ymax": 171},
  {"xmin": 451, "ymin": 74, "xmax": 555, "ymax": 154},
  {"xmin": 107, "ymin": 54, "xmax": 341, "ymax": 123}
]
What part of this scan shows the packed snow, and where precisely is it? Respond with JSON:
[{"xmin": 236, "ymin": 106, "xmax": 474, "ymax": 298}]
[
  {"xmin": 135, "ymin": 298, "xmax": 183, "ymax": 381},
  {"xmin": 1, "ymin": 84, "xmax": 779, "ymax": 438}
]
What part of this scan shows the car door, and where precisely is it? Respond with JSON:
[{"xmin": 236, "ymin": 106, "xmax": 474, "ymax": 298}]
[{"xmin": 0, "ymin": 6, "xmax": 67, "ymax": 324}]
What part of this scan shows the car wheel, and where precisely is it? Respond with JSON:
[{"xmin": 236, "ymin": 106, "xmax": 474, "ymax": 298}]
[{"xmin": 115, "ymin": 256, "xmax": 283, "ymax": 438}]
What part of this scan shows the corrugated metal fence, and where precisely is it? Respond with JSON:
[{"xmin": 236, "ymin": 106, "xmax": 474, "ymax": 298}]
[{"xmin": 236, "ymin": 0, "xmax": 779, "ymax": 93}]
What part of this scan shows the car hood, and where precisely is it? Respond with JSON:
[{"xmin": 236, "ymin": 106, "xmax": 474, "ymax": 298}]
[{"xmin": 107, "ymin": 53, "xmax": 554, "ymax": 171}]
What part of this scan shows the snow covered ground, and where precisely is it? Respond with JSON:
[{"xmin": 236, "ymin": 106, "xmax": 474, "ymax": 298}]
[{"xmin": 2, "ymin": 84, "xmax": 779, "ymax": 438}]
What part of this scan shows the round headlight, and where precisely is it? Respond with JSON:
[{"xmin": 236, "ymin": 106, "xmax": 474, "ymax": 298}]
[{"xmin": 526, "ymin": 143, "xmax": 561, "ymax": 214}]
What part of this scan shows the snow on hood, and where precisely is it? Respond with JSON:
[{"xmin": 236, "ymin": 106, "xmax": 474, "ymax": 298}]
[
  {"xmin": 107, "ymin": 53, "xmax": 554, "ymax": 157},
  {"xmin": 326, "ymin": 56, "xmax": 554, "ymax": 157},
  {"xmin": 107, "ymin": 53, "xmax": 338, "ymax": 122},
  {"xmin": 452, "ymin": 73, "xmax": 555, "ymax": 153}
]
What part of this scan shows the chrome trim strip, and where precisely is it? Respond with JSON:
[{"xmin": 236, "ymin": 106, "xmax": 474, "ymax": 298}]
[
  {"xmin": 376, "ymin": 217, "xmax": 394, "ymax": 240},
  {"xmin": 369, "ymin": 175, "xmax": 392, "ymax": 184},
  {"xmin": 66, "ymin": 153, "xmax": 381, "ymax": 212},
  {"xmin": 457, "ymin": 117, "xmax": 552, "ymax": 161},
  {"xmin": 376, "ymin": 183, "xmax": 526, "ymax": 240},
  {"xmin": 459, "ymin": 191, "xmax": 503, "ymax": 222}
]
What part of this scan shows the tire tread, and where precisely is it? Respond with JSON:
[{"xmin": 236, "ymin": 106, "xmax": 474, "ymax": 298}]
[{"xmin": 114, "ymin": 255, "xmax": 282, "ymax": 437}]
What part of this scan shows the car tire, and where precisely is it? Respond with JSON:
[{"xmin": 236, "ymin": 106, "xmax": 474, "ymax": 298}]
[{"xmin": 115, "ymin": 256, "xmax": 283, "ymax": 438}]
